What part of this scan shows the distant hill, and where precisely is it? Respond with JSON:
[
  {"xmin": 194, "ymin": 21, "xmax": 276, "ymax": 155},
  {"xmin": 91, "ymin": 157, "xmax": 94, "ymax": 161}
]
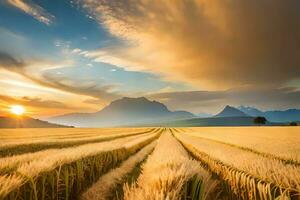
[
  {"xmin": 148, "ymin": 116, "xmax": 282, "ymax": 127},
  {"xmin": 238, "ymin": 106, "xmax": 265, "ymax": 116},
  {"xmin": 49, "ymin": 97, "xmax": 195, "ymax": 127},
  {"xmin": 197, "ymin": 112, "xmax": 213, "ymax": 118},
  {"xmin": 155, "ymin": 105, "xmax": 280, "ymax": 127},
  {"xmin": 0, "ymin": 116, "xmax": 72, "ymax": 128},
  {"xmin": 238, "ymin": 106, "xmax": 300, "ymax": 122},
  {"xmin": 214, "ymin": 105, "xmax": 249, "ymax": 118}
]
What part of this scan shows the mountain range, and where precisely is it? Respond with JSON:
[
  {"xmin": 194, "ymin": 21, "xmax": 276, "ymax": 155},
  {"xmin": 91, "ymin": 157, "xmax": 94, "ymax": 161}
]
[
  {"xmin": 49, "ymin": 97, "xmax": 195, "ymax": 127},
  {"xmin": 214, "ymin": 105, "xmax": 249, "ymax": 118},
  {"xmin": 47, "ymin": 96, "xmax": 299, "ymax": 127},
  {"xmin": 154, "ymin": 105, "xmax": 287, "ymax": 127},
  {"xmin": 154, "ymin": 116, "xmax": 272, "ymax": 127},
  {"xmin": 212, "ymin": 105, "xmax": 300, "ymax": 123},
  {"xmin": 238, "ymin": 106, "xmax": 300, "ymax": 122},
  {"xmin": 1, "ymin": 96, "xmax": 297, "ymax": 128}
]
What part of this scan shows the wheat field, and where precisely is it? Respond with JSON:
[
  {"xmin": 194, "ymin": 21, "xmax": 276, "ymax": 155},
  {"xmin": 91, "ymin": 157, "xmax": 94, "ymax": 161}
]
[{"xmin": 0, "ymin": 127, "xmax": 299, "ymax": 200}]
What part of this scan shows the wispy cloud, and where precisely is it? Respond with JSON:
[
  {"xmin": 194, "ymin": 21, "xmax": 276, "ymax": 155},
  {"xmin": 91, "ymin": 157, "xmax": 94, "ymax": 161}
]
[
  {"xmin": 78, "ymin": 0, "xmax": 300, "ymax": 90},
  {"xmin": 0, "ymin": 51, "xmax": 121, "ymax": 102},
  {"xmin": 0, "ymin": 51, "xmax": 26, "ymax": 73},
  {"xmin": 0, "ymin": 94, "xmax": 76, "ymax": 109},
  {"xmin": 6, "ymin": 0, "xmax": 55, "ymax": 25},
  {"xmin": 42, "ymin": 73, "xmax": 121, "ymax": 101}
]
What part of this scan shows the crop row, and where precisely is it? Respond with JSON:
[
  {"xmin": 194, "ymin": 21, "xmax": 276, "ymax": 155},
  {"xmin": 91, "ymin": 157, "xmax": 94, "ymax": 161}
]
[
  {"xmin": 175, "ymin": 132, "xmax": 300, "ymax": 192},
  {"xmin": 0, "ymin": 130, "xmax": 159, "ymax": 175},
  {"xmin": 183, "ymin": 127, "xmax": 300, "ymax": 163},
  {"xmin": 0, "ymin": 130, "xmax": 161, "ymax": 199},
  {"xmin": 0, "ymin": 128, "xmax": 157, "ymax": 157},
  {"xmin": 0, "ymin": 128, "xmax": 150, "ymax": 146},
  {"xmin": 0, "ymin": 128, "xmax": 146, "ymax": 140},
  {"xmin": 175, "ymin": 133, "xmax": 299, "ymax": 199},
  {"xmin": 81, "ymin": 140, "xmax": 157, "ymax": 200},
  {"xmin": 177, "ymin": 128, "xmax": 300, "ymax": 166},
  {"xmin": 123, "ymin": 130, "xmax": 218, "ymax": 200}
]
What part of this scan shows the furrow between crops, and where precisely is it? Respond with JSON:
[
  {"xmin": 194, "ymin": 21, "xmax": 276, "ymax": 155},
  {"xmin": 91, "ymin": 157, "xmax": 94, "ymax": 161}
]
[
  {"xmin": 81, "ymin": 140, "xmax": 157, "ymax": 200},
  {"xmin": 0, "ymin": 129, "xmax": 160, "ymax": 175},
  {"xmin": 4, "ymin": 129, "xmax": 161, "ymax": 173},
  {"xmin": 111, "ymin": 152, "xmax": 148, "ymax": 200},
  {"xmin": 123, "ymin": 129, "xmax": 218, "ymax": 200},
  {"xmin": 0, "ymin": 128, "xmax": 147, "ymax": 140},
  {"xmin": 0, "ymin": 130, "xmax": 162, "ymax": 199},
  {"xmin": 0, "ymin": 128, "xmax": 148, "ymax": 147},
  {"xmin": 179, "ymin": 129, "xmax": 300, "ymax": 167},
  {"xmin": 0, "ymin": 128, "xmax": 157, "ymax": 157},
  {"xmin": 181, "ymin": 127, "xmax": 300, "ymax": 164},
  {"xmin": 175, "ymin": 133, "xmax": 299, "ymax": 199}
]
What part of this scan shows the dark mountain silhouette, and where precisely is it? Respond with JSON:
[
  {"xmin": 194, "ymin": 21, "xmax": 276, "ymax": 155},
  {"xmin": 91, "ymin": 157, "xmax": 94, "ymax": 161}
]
[
  {"xmin": 49, "ymin": 97, "xmax": 195, "ymax": 127},
  {"xmin": 239, "ymin": 106, "xmax": 300, "ymax": 122},
  {"xmin": 0, "ymin": 116, "xmax": 72, "ymax": 128},
  {"xmin": 214, "ymin": 105, "xmax": 249, "ymax": 118}
]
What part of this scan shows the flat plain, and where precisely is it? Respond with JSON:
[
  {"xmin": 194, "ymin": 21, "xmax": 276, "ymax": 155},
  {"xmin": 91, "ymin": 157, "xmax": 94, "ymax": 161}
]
[{"xmin": 0, "ymin": 127, "xmax": 299, "ymax": 200}]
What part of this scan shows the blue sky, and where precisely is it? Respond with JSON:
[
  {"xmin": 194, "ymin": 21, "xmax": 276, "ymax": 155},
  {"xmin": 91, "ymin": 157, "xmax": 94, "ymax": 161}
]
[
  {"xmin": 0, "ymin": 0, "xmax": 189, "ymax": 93},
  {"xmin": 0, "ymin": 0, "xmax": 193, "ymax": 116},
  {"xmin": 0, "ymin": 0, "xmax": 299, "ymax": 117}
]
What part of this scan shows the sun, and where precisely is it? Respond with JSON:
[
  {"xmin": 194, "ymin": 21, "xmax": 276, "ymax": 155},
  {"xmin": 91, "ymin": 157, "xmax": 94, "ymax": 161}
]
[{"xmin": 10, "ymin": 105, "xmax": 25, "ymax": 116}]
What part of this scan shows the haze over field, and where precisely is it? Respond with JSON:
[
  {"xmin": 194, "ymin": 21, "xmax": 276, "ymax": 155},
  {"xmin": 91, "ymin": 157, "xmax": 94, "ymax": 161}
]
[{"xmin": 0, "ymin": 0, "xmax": 300, "ymax": 121}]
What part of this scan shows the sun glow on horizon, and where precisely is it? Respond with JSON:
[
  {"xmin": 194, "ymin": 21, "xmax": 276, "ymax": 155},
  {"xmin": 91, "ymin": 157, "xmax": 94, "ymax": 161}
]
[{"xmin": 10, "ymin": 105, "xmax": 25, "ymax": 116}]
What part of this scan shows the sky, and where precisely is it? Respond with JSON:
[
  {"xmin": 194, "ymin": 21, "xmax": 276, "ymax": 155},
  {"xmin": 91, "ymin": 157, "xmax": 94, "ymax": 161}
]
[{"xmin": 0, "ymin": 0, "xmax": 300, "ymax": 117}]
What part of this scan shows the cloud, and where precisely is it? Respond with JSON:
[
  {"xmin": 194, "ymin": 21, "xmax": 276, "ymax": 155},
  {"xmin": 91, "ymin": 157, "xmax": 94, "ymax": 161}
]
[
  {"xmin": 6, "ymin": 0, "xmax": 55, "ymax": 25},
  {"xmin": 0, "ymin": 94, "xmax": 76, "ymax": 109},
  {"xmin": 78, "ymin": 0, "xmax": 300, "ymax": 90},
  {"xmin": 0, "ymin": 52, "xmax": 121, "ymax": 102},
  {"xmin": 0, "ymin": 51, "xmax": 24, "ymax": 70},
  {"xmin": 148, "ymin": 86, "xmax": 300, "ymax": 114},
  {"xmin": 83, "ymin": 98, "xmax": 108, "ymax": 107},
  {"xmin": 22, "ymin": 96, "xmax": 74, "ymax": 109},
  {"xmin": 42, "ymin": 73, "xmax": 121, "ymax": 101},
  {"xmin": 71, "ymin": 48, "xmax": 90, "ymax": 57},
  {"xmin": 72, "ymin": 48, "xmax": 82, "ymax": 54}
]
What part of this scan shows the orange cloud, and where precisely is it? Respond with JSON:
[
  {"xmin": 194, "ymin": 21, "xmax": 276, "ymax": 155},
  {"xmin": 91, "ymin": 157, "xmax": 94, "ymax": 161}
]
[
  {"xmin": 0, "ymin": 51, "xmax": 121, "ymax": 101},
  {"xmin": 0, "ymin": 51, "xmax": 123, "ymax": 116},
  {"xmin": 79, "ymin": 0, "xmax": 300, "ymax": 90}
]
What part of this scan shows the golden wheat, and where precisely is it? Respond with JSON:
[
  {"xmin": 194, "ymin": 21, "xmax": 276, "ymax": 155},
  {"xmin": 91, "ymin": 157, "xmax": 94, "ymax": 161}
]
[
  {"xmin": 0, "ymin": 130, "xmax": 157, "ymax": 174},
  {"xmin": 123, "ymin": 130, "xmax": 217, "ymax": 200},
  {"xmin": 0, "ymin": 127, "xmax": 298, "ymax": 199},
  {"xmin": 0, "ymin": 128, "xmax": 154, "ymax": 149},
  {"xmin": 183, "ymin": 127, "xmax": 300, "ymax": 163},
  {"xmin": 0, "ymin": 131, "xmax": 160, "ymax": 198},
  {"xmin": 175, "ymin": 132, "xmax": 300, "ymax": 199},
  {"xmin": 81, "ymin": 140, "xmax": 157, "ymax": 200},
  {"xmin": 0, "ymin": 127, "xmax": 147, "ymax": 139}
]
